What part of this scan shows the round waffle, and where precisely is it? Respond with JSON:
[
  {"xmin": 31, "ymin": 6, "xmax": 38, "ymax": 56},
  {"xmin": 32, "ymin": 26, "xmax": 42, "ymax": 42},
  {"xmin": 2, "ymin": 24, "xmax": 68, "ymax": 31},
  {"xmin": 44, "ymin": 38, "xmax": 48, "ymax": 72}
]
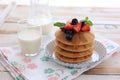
[
  {"xmin": 55, "ymin": 30, "xmax": 94, "ymax": 45},
  {"xmin": 55, "ymin": 52, "xmax": 92, "ymax": 63},
  {"xmin": 55, "ymin": 40, "xmax": 94, "ymax": 52},
  {"xmin": 54, "ymin": 46, "xmax": 94, "ymax": 58}
]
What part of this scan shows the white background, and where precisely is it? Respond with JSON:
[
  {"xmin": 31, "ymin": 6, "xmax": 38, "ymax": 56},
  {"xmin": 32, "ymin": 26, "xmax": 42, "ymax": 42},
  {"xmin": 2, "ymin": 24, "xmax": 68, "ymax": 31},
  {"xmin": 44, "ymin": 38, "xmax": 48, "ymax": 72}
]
[{"xmin": 0, "ymin": 0, "xmax": 120, "ymax": 8}]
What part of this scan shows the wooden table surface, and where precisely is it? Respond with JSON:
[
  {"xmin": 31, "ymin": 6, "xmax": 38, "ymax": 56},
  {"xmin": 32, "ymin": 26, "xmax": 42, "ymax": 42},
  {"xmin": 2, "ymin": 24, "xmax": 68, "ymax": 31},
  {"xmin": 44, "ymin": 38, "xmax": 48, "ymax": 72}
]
[{"xmin": 0, "ymin": 5, "xmax": 120, "ymax": 80}]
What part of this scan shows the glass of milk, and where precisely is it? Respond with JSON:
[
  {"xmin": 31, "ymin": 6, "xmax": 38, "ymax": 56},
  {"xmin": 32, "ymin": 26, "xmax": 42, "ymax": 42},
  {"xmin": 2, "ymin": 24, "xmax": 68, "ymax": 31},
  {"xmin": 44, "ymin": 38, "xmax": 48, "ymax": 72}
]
[
  {"xmin": 18, "ymin": 20, "xmax": 42, "ymax": 57},
  {"xmin": 28, "ymin": 0, "xmax": 53, "ymax": 35}
]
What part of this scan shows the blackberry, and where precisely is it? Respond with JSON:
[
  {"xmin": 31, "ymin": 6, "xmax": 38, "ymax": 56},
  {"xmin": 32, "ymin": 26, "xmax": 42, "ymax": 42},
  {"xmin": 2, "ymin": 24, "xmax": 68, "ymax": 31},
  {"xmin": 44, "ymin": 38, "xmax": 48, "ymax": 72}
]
[
  {"xmin": 66, "ymin": 34, "xmax": 72, "ymax": 40},
  {"xmin": 81, "ymin": 21, "xmax": 85, "ymax": 27},
  {"xmin": 71, "ymin": 18, "xmax": 78, "ymax": 25},
  {"xmin": 60, "ymin": 27, "xmax": 65, "ymax": 31}
]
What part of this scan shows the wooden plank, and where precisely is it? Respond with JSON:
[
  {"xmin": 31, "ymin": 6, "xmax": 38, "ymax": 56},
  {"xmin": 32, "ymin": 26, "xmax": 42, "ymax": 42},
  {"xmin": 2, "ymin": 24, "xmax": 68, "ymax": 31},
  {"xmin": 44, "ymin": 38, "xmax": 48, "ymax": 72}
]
[
  {"xmin": 0, "ymin": 23, "xmax": 18, "ymax": 34},
  {"xmin": 84, "ymin": 51, "xmax": 120, "ymax": 74},
  {"xmin": 75, "ymin": 75, "xmax": 120, "ymax": 80},
  {"xmin": 0, "ymin": 72, "xmax": 13, "ymax": 80},
  {"xmin": 1, "ymin": 59, "xmax": 118, "ymax": 79},
  {"xmin": 0, "ymin": 72, "xmax": 120, "ymax": 80},
  {"xmin": 1, "ymin": 6, "xmax": 119, "ymax": 25}
]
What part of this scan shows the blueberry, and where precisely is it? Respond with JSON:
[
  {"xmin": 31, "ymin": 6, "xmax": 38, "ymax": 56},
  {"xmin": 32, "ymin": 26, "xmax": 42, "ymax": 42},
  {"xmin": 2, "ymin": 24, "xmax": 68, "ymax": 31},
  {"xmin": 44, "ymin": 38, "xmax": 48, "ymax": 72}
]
[
  {"xmin": 81, "ymin": 21, "xmax": 85, "ymax": 27},
  {"xmin": 66, "ymin": 34, "xmax": 72, "ymax": 40},
  {"xmin": 64, "ymin": 30, "xmax": 73, "ymax": 34},
  {"xmin": 71, "ymin": 18, "xmax": 78, "ymax": 25}
]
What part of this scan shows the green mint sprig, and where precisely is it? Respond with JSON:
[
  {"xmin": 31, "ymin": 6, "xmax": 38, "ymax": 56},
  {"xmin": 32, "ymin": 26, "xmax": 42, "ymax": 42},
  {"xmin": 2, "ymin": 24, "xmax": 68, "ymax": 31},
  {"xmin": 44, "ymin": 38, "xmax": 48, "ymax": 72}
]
[
  {"xmin": 84, "ymin": 16, "xmax": 93, "ymax": 26},
  {"xmin": 54, "ymin": 22, "xmax": 65, "ymax": 28}
]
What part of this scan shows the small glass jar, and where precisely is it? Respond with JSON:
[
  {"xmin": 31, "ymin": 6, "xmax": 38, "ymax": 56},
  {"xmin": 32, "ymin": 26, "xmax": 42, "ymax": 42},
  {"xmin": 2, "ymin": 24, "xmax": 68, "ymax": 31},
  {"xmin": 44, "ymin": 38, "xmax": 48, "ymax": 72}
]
[{"xmin": 28, "ymin": 0, "xmax": 52, "ymax": 35}]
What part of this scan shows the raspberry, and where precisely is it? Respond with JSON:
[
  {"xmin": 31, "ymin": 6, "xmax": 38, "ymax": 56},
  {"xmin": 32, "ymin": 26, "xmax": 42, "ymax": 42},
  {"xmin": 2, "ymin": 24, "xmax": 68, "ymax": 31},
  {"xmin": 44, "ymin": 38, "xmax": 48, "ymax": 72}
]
[
  {"xmin": 81, "ymin": 24, "xmax": 90, "ymax": 32},
  {"xmin": 73, "ymin": 22, "xmax": 82, "ymax": 32},
  {"xmin": 65, "ymin": 22, "xmax": 73, "ymax": 30}
]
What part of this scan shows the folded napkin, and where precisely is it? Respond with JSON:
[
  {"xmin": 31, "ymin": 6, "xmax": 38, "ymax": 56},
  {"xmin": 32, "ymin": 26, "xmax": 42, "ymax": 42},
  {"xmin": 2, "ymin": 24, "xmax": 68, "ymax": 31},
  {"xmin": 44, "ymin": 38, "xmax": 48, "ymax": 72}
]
[{"xmin": 0, "ymin": 38, "xmax": 119, "ymax": 80}]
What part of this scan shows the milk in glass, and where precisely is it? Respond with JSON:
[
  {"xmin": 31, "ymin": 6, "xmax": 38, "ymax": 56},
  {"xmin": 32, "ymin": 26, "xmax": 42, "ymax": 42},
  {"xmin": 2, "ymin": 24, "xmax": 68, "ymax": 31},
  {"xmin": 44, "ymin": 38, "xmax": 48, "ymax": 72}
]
[{"xmin": 18, "ymin": 29, "xmax": 41, "ymax": 56}]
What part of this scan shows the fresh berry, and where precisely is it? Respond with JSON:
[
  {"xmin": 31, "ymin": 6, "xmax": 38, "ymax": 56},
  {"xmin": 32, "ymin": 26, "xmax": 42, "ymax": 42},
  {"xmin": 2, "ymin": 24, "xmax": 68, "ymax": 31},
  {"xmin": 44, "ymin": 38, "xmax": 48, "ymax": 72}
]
[
  {"xmin": 73, "ymin": 22, "xmax": 82, "ymax": 32},
  {"xmin": 65, "ymin": 22, "xmax": 73, "ymax": 30},
  {"xmin": 81, "ymin": 24, "xmax": 90, "ymax": 32},
  {"xmin": 81, "ymin": 21, "xmax": 85, "ymax": 27},
  {"xmin": 64, "ymin": 30, "xmax": 73, "ymax": 34},
  {"xmin": 60, "ymin": 27, "xmax": 65, "ymax": 31},
  {"xmin": 66, "ymin": 34, "xmax": 72, "ymax": 40},
  {"xmin": 71, "ymin": 18, "xmax": 78, "ymax": 25}
]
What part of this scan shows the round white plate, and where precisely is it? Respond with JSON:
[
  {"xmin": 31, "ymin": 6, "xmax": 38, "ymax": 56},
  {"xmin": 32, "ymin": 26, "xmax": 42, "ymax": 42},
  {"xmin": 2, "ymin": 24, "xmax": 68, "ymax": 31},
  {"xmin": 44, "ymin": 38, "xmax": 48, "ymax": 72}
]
[{"xmin": 45, "ymin": 40, "xmax": 107, "ymax": 69}]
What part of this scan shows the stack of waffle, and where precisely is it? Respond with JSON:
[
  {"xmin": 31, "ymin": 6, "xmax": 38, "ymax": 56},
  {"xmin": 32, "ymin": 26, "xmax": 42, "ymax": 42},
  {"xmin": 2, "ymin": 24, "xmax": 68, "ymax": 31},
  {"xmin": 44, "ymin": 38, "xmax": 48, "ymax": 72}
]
[{"xmin": 54, "ymin": 30, "xmax": 95, "ymax": 63}]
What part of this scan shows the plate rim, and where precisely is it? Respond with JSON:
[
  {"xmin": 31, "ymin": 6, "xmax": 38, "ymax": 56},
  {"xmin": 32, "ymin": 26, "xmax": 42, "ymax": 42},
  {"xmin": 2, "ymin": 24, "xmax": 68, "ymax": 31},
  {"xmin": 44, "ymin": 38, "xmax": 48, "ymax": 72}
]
[{"xmin": 45, "ymin": 39, "xmax": 107, "ymax": 68}]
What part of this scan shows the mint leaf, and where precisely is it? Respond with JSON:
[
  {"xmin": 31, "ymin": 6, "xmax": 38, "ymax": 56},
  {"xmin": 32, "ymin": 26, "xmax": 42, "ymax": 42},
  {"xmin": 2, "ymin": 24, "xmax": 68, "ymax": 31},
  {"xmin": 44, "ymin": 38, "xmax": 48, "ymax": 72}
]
[
  {"xmin": 54, "ymin": 22, "xmax": 65, "ymax": 28},
  {"xmin": 87, "ymin": 20, "xmax": 93, "ymax": 26},
  {"xmin": 84, "ymin": 16, "xmax": 93, "ymax": 26},
  {"xmin": 85, "ymin": 16, "xmax": 89, "ymax": 21}
]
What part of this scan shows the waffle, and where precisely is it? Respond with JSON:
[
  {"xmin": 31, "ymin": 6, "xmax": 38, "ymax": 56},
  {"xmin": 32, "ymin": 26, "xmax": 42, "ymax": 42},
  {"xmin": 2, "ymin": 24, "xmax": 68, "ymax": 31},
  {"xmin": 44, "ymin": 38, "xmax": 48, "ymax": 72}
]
[
  {"xmin": 55, "ymin": 30, "xmax": 94, "ymax": 45},
  {"xmin": 55, "ymin": 52, "xmax": 92, "ymax": 63},
  {"xmin": 54, "ymin": 27, "xmax": 94, "ymax": 63},
  {"xmin": 55, "ymin": 40, "xmax": 94, "ymax": 52},
  {"xmin": 54, "ymin": 45, "xmax": 94, "ymax": 58}
]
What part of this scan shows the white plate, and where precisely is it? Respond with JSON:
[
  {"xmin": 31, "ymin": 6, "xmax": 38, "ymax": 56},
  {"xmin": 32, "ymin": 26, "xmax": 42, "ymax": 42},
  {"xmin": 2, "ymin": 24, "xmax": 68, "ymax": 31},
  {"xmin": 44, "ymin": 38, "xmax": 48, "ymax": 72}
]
[{"xmin": 45, "ymin": 40, "xmax": 107, "ymax": 69}]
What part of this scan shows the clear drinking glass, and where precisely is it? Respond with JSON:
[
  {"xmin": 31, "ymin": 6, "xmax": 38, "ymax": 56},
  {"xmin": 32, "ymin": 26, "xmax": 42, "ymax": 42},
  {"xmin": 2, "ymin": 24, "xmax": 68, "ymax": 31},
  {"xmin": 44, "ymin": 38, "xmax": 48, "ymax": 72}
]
[
  {"xmin": 18, "ymin": 20, "xmax": 42, "ymax": 57},
  {"xmin": 28, "ymin": 0, "xmax": 52, "ymax": 35}
]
